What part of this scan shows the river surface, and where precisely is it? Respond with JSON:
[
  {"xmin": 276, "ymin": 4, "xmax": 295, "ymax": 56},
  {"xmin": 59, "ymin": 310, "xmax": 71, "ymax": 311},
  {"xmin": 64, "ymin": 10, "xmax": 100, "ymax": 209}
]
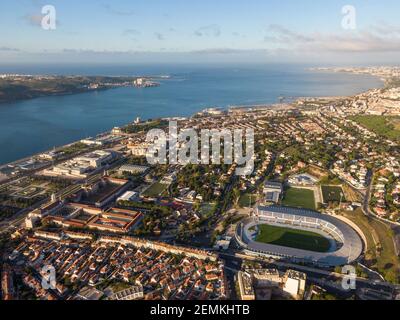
[{"xmin": 0, "ymin": 63, "xmax": 383, "ymax": 165}]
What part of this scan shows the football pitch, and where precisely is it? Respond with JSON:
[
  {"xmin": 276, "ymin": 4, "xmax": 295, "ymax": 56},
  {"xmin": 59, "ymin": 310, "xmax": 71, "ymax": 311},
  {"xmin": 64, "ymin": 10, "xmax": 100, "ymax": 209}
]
[
  {"xmin": 282, "ymin": 187, "xmax": 316, "ymax": 210},
  {"xmin": 321, "ymin": 185, "xmax": 345, "ymax": 203},
  {"xmin": 255, "ymin": 224, "xmax": 331, "ymax": 252},
  {"xmin": 143, "ymin": 182, "xmax": 168, "ymax": 197}
]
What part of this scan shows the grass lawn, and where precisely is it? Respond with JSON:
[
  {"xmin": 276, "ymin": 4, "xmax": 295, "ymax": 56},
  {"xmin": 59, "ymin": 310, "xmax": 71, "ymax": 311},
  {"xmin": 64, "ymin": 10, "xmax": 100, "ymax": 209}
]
[
  {"xmin": 255, "ymin": 224, "xmax": 331, "ymax": 252},
  {"xmin": 238, "ymin": 193, "xmax": 257, "ymax": 208},
  {"xmin": 110, "ymin": 281, "xmax": 131, "ymax": 292},
  {"xmin": 282, "ymin": 187, "xmax": 316, "ymax": 210},
  {"xmin": 341, "ymin": 209, "xmax": 400, "ymax": 284},
  {"xmin": 321, "ymin": 185, "xmax": 345, "ymax": 203},
  {"xmin": 199, "ymin": 202, "xmax": 216, "ymax": 218},
  {"xmin": 369, "ymin": 219, "xmax": 400, "ymax": 283},
  {"xmin": 143, "ymin": 182, "xmax": 167, "ymax": 197},
  {"xmin": 60, "ymin": 142, "xmax": 88, "ymax": 155},
  {"xmin": 350, "ymin": 115, "xmax": 400, "ymax": 141}
]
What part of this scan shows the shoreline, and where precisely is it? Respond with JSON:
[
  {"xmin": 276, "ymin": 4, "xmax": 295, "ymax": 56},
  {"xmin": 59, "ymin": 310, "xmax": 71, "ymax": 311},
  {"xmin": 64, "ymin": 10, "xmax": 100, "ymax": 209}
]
[
  {"xmin": 0, "ymin": 102, "xmax": 299, "ymax": 170},
  {"xmin": 309, "ymin": 67, "xmax": 395, "ymax": 86},
  {"xmin": 0, "ymin": 68, "xmax": 388, "ymax": 167},
  {"xmin": 0, "ymin": 74, "xmax": 166, "ymax": 104}
]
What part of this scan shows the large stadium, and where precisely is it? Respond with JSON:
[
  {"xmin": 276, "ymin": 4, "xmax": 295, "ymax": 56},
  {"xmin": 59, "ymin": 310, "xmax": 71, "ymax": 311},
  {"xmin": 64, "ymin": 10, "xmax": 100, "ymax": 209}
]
[{"xmin": 236, "ymin": 206, "xmax": 364, "ymax": 267}]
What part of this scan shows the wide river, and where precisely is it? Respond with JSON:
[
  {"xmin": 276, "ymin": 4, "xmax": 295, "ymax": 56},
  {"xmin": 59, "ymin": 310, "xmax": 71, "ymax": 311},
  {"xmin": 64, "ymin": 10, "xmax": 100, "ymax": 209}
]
[{"xmin": 0, "ymin": 64, "xmax": 383, "ymax": 165}]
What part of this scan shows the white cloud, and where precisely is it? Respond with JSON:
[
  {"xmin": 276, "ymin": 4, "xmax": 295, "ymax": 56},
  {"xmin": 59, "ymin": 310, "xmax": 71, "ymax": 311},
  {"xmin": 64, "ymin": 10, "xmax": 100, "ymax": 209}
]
[
  {"xmin": 194, "ymin": 25, "xmax": 221, "ymax": 37},
  {"xmin": 190, "ymin": 48, "xmax": 266, "ymax": 55},
  {"xmin": 123, "ymin": 29, "xmax": 141, "ymax": 36},
  {"xmin": 102, "ymin": 4, "xmax": 135, "ymax": 16},
  {"xmin": 264, "ymin": 24, "xmax": 400, "ymax": 53},
  {"xmin": 154, "ymin": 32, "xmax": 165, "ymax": 41},
  {"xmin": 0, "ymin": 46, "xmax": 20, "ymax": 52},
  {"xmin": 265, "ymin": 24, "xmax": 314, "ymax": 43}
]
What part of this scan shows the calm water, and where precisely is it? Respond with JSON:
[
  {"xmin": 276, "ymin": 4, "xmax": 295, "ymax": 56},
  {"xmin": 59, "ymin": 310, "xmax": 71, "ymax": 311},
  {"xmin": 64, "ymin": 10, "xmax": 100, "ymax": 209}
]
[{"xmin": 0, "ymin": 64, "xmax": 383, "ymax": 165}]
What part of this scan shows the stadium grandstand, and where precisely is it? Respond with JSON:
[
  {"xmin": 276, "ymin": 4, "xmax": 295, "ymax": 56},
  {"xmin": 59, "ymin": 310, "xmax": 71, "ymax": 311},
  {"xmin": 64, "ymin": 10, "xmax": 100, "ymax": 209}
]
[{"xmin": 236, "ymin": 206, "xmax": 364, "ymax": 267}]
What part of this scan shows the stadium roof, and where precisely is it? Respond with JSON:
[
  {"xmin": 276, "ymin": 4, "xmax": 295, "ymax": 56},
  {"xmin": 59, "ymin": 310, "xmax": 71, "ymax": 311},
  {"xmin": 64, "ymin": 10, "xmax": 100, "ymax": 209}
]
[{"xmin": 238, "ymin": 206, "xmax": 364, "ymax": 266}]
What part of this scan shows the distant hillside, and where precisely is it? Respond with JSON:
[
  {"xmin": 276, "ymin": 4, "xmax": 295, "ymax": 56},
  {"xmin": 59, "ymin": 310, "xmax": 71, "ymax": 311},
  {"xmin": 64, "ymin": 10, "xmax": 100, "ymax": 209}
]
[{"xmin": 0, "ymin": 75, "xmax": 138, "ymax": 103}]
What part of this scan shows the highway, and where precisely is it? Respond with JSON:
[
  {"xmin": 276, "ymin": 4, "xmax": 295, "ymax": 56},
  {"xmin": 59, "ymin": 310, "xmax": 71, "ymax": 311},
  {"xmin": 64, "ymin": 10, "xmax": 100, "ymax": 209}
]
[{"xmin": 218, "ymin": 251, "xmax": 399, "ymax": 299}]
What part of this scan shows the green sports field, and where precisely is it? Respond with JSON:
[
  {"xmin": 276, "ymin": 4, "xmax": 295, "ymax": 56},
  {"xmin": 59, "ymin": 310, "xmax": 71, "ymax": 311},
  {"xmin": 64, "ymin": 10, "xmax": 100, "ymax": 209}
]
[
  {"xmin": 238, "ymin": 193, "xmax": 257, "ymax": 208},
  {"xmin": 321, "ymin": 185, "xmax": 345, "ymax": 203},
  {"xmin": 143, "ymin": 182, "xmax": 168, "ymax": 197},
  {"xmin": 255, "ymin": 224, "xmax": 331, "ymax": 252},
  {"xmin": 282, "ymin": 187, "xmax": 316, "ymax": 210}
]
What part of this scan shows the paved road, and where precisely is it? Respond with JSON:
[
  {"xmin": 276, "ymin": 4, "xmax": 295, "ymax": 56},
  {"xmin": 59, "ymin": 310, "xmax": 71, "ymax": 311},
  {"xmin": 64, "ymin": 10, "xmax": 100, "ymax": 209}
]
[
  {"xmin": 362, "ymin": 171, "xmax": 400, "ymax": 259},
  {"xmin": 363, "ymin": 170, "xmax": 400, "ymax": 226},
  {"xmin": 218, "ymin": 251, "xmax": 398, "ymax": 299}
]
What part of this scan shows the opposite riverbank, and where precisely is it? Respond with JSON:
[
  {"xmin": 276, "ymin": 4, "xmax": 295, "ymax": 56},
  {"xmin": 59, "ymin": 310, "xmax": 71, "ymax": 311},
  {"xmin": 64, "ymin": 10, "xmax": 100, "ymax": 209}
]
[{"xmin": 0, "ymin": 65, "xmax": 384, "ymax": 165}]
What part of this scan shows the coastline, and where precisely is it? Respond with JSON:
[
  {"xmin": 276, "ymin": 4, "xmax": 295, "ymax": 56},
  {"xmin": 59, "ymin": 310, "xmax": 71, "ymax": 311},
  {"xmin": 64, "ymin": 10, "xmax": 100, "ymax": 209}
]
[
  {"xmin": 309, "ymin": 67, "xmax": 391, "ymax": 86},
  {"xmin": 0, "ymin": 75, "xmax": 164, "ymax": 104},
  {"xmin": 0, "ymin": 86, "xmax": 110, "ymax": 105},
  {"xmin": 0, "ymin": 67, "xmax": 385, "ymax": 166}
]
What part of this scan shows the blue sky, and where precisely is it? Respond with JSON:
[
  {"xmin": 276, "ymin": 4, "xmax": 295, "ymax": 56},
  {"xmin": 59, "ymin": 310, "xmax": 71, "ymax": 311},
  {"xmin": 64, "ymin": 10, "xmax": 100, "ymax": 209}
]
[{"xmin": 1, "ymin": 0, "xmax": 400, "ymax": 64}]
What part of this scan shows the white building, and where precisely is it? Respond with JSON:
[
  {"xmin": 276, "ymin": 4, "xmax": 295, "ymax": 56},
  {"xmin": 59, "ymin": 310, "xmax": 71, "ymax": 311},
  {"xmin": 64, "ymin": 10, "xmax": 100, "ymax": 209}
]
[
  {"xmin": 111, "ymin": 127, "xmax": 123, "ymax": 135},
  {"xmin": 80, "ymin": 138, "xmax": 104, "ymax": 146},
  {"xmin": 74, "ymin": 150, "xmax": 113, "ymax": 168},
  {"xmin": 108, "ymin": 286, "xmax": 144, "ymax": 300},
  {"xmin": 128, "ymin": 142, "xmax": 151, "ymax": 156},
  {"xmin": 263, "ymin": 181, "xmax": 283, "ymax": 204},
  {"xmin": 213, "ymin": 236, "xmax": 232, "ymax": 250},
  {"xmin": 283, "ymin": 270, "xmax": 306, "ymax": 299},
  {"xmin": 118, "ymin": 164, "xmax": 149, "ymax": 175},
  {"xmin": 288, "ymin": 173, "xmax": 317, "ymax": 186},
  {"xmin": 48, "ymin": 150, "xmax": 114, "ymax": 178},
  {"xmin": 117, "ymin": 191, "xmax": 139, "ymax": 202},
  {"xmin": 25, "ymin": 216, "xmax": 39, "ymax": 229}
]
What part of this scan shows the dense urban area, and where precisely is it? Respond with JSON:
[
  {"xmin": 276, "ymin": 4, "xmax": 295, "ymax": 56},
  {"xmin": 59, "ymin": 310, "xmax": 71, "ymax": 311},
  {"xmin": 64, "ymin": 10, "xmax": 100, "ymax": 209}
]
[{"xmin": 1, "ymin": 66, "xmax": 400, "ymax": 301}]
